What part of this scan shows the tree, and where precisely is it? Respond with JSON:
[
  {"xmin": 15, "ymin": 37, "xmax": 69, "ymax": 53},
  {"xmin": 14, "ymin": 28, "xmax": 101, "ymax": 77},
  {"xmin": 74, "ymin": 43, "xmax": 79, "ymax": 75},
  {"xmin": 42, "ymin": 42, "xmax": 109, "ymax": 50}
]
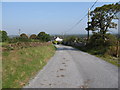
[
  {"xmin": 37, "ymin": 32, "xmax": 51, "ymax": 42},
  {"xmin": 0, "ymin": 30, "xmax": 8, "ymax": 42},
  {"xmin": 88, "ymin": 33, "xmax": 117, "ymax": 47},
  {"xmin": 88, "ymin": 3, "xmax": 120, "ymax": 34},
  {"xmin": 85, "ymin": 3, "xmax": 120, "ymax": 55},
  {"xmin": 29, "ymin": 34, "xmax": 37, "ymax": 39},
  {"xmin": 20, "ymin": 33, "xmax": 28, "ymax": 39}
]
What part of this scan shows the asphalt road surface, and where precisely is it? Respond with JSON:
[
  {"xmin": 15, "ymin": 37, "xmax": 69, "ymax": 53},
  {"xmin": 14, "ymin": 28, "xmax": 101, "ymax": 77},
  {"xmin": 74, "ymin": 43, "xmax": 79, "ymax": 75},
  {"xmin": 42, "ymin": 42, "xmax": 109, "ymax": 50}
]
[{"xmin": 24, "ymin": 45, "xmax": 118, "ymax": 88}]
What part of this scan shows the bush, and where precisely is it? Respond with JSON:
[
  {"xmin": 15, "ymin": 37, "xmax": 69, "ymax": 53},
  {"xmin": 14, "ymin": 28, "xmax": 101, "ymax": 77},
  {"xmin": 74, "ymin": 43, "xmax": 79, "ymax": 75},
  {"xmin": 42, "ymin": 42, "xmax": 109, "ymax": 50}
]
[
  {"xmin": 105, "ymin": 46, "xmax": 118, "ymax": 57},
  {"xmin": 29, "ymin": 34, "xmax": 37, "ymax": 39},
  {"xmin": 88, "ymin": 33, "xmax": 117, "ymax": 48},
  {"xmin": 0, "ymin": 30, "xmax": 9, "ymax": 42},
  {"xmin": 105, "ymin": 34, "xmax": 117, "ymax": 46},
  {"xmin": 86, "ymin": 33, "xmax": 118, "ymax": 56},
  {"xmin": 52, "ymin": 41, "xmax": 62, "ymax": 44},
  {"xmin": 37, "ymin": 32, "xmax": 51, "ymax": 42},
  {"xmin": 20, "ymin": 33, "xmax": 28, "ymax": 39},
  {"xmin": 52, "ymin": 41, "xmax": 58, "ymax": 44},
  {"xmin": 63, "ymin": 36, "xmax": 82, "ymax": 45},
  {"xmin": 8, "ymin": 37, "xmax": 32, "ymax": 43}
]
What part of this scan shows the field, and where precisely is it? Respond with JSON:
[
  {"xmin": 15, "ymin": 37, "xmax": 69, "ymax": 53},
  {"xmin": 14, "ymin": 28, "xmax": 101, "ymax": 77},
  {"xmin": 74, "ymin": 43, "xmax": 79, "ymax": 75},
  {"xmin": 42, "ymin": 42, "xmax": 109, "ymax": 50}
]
[{"xmin": 2, "ymin": 44, "xmax": 55, "ymax": 88}]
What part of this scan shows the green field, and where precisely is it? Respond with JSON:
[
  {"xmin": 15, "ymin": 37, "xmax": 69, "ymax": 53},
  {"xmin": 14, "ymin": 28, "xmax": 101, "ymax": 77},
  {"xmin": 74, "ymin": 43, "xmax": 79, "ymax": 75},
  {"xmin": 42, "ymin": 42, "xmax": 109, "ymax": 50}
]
[{"xmin": 2, "ymin": 44, "xmax": 55, "ymax": 88}]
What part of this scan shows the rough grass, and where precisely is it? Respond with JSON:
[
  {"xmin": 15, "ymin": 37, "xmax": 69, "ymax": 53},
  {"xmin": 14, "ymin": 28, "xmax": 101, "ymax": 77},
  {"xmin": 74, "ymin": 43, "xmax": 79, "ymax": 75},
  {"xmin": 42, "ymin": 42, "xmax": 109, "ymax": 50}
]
[
  {"xmin": 74, "ymin": 46, "xmax": 119, "ymax": 67},
  {"xmin": 86, "ymin": 49, "xmax": 119, "ymax": 67},
  {"xmin": 2, "ymin": 44, "xmax": 56, "ymax": 88},
  {"xmin": 96, "ymin": 55, "xmax": 119, "ymax": 67},
  {"xmin": 0, "ymin": 42, "xmax": 8, "ymax": 46}
]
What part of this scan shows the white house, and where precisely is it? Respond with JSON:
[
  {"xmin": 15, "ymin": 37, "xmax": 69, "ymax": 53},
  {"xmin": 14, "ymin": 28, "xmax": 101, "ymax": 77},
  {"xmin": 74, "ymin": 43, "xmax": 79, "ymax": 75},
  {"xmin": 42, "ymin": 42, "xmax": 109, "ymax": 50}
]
[{"xmin": 55, "ymin": 37, "xmax": 63, "ymax": 42}]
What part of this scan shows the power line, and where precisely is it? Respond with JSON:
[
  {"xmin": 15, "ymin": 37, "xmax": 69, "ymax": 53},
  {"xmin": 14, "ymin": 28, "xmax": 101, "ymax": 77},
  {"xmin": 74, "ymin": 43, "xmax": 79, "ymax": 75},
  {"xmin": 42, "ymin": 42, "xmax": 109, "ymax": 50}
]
[
  {"xmin": 63, "ymin": 13, "xmax": 87, "ymax": 34},
  {"xmin": 90, "ymin": 0, "xmax": 98, "ymax": 11},
  {"xmin": 63, "ymin": 0, "xmax": 98, "ymax": 34}
]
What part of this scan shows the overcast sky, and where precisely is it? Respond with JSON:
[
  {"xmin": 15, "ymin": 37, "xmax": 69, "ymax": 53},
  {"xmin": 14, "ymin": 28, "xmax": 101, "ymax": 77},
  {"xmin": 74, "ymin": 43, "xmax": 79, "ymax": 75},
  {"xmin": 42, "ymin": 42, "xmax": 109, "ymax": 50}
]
[{"xmin": 2, "ymin": 2, "xmax": 119, "ymax": 35}]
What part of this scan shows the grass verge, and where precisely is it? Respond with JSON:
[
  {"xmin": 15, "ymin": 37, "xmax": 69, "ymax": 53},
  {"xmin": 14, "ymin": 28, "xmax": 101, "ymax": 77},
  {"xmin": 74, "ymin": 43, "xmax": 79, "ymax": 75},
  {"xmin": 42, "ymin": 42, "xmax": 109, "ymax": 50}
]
[
  {"xmin": 0, "ymin": 42, "xmax": 8, "ymax": 46},
  {"xmin": 2, "ymin": 44, "xmax": 56, "ymax": 88},
  {"xmin": 74, "ymin": 46, "xmax": 119, "ymax": 67},
  {"xmin": 95, "ymin": 55, "xmax": 119, "ymax": 67}
]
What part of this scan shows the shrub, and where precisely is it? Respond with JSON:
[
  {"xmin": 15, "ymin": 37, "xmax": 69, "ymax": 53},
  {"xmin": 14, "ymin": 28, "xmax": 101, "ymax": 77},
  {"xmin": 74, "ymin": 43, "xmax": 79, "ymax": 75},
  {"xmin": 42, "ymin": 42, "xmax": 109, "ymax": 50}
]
[
  {"xmin": 86, "ymin": 33, "xmax": 118, "ymax": 56},
  {"xmin": 0, "ymin": 30, "xmax": 9, "ymax": 42},
  {"xmin": 9, "ymin": 37, "xmax": 31, "ymax": 43},
  {"xmin": 88, "ymin": 33, "xmax": 117, "ymax": 48},
  {"xmin": 29, "ymin": 34, "xmax": 37, "ymax": 39},
  {"xmin": 63, "ymin": 36, "xmax": 82, "ymax": 45},
  {"xmin": 52, "ymin": 40, "xmax": 62, "ymax": 44},
  {"xmin": 20, "ymin": 33, "xmax": 28, "ymax": 39},
  {"xmin": 52, "ymin": 41, "xmax": 58, "ymax": 44},
  {"xmin": 37, "ymin": 32, "xmax": 51, "ymax": 42}
]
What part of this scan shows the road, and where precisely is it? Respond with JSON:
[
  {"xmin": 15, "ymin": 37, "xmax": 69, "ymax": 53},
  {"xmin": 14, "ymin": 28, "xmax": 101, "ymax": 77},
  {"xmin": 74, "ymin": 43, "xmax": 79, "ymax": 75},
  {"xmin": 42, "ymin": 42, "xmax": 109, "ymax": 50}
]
[{"xmin": 24, "ymin": 45, "xmax": 118, "ymax": 88}]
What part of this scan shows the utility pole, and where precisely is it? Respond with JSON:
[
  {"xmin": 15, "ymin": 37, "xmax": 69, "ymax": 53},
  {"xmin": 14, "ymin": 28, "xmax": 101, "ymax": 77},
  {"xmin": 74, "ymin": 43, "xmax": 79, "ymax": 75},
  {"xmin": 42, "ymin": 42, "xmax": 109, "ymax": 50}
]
[
  {"xmin": 19, "ymin": 29, "xmax": 21, "ymax": 36},
  {"xmin": 87, "ymin": 8, "xmax": 90, "ymax": 40},
  {"xmin": 62, "ymin": 32, "xmax": 65, "ymax": 39}
]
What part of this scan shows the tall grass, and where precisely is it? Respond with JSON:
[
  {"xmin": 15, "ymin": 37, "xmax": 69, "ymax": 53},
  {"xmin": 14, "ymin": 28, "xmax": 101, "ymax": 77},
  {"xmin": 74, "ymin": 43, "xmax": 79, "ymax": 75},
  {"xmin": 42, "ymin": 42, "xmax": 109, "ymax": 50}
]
[{"xmin": 2, "ymin": 44, "xmax": 55, "ymax": 88}]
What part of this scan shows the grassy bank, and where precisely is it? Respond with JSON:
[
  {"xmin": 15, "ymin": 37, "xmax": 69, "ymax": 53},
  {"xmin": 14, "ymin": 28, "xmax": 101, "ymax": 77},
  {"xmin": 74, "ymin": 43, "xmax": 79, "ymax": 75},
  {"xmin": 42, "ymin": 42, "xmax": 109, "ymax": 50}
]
[
  {"xmin": 76, "ymin": 46, "xmax": 119, "ymax": 67},
  {"xmin": 2, "ymin": 44, "xmax": 55, "ymax": 88},
  {"xmin": 87, "ymin": 49, "xmax": 119, "ymax": 67},
  {"xmin": 96, "ymin": 55, "xmax": 119, "ymax": 67}
]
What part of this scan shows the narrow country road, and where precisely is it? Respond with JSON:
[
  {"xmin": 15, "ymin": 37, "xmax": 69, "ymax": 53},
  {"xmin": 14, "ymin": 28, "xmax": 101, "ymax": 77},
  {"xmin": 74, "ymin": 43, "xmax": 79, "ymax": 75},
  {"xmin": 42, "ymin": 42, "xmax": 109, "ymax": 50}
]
[{"xmin": 24, "ymin": 45, "xmax": 118, "ymax": 88}]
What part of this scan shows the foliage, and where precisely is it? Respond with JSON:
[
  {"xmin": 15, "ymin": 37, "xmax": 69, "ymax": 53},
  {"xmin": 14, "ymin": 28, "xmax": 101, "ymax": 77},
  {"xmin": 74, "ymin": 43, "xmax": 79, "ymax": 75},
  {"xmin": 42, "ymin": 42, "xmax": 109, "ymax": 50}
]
[
  {"xmin": 64, "ymin": 36, "xmax": 76, "ymax": 42},
  {"xmin": 0, "ymin": 30, "xmax": 9, "ymax": 42},
  {"xmin": 88, "ymin": 33, "xmax": 117, "ymax": 48},
  {"xmin": 52, "ymin": 41, "xmax": 58, "ymax": 44},
  {"xmin": 2, "ymin": 44, "xmax": 55, "ymax": 88},
  {"xmin": 8, "ymin": 37, "xmax": 31, "ymax": 43},
  {"xmin": 64, "ymin": 36, "xmax": 77, "ymax": 43},
  {"xmin": 52, "ymin": 40, "xmax": 62, "ymax": 44},
  {"xmin": 37, "ymin": 32, "xmax": 51, "ymax": 42},
  {"xmin": 29, "ymin": 34, "xmax": 37, "ymax": 39},
  {"xmin": 87, "ymin": 3, "xmax": 120, "ymax": 34},
  {"xmin": 84, "ymin": 3, "xmax": 120, "ymax": 58},
  {"xmin": 63, "ymin": 36, "xmax": 83, "ymax": 45},
  {"xmin": 0, "ymin": 30, "xmax": 51, "ymax": 43},
  {"xmin": 20, "ymin": 33, "xmax": 28, "ymax": 39},
  {"xmin": 105, "ymin": 46, "xmax": 119, "ymax": 57}
]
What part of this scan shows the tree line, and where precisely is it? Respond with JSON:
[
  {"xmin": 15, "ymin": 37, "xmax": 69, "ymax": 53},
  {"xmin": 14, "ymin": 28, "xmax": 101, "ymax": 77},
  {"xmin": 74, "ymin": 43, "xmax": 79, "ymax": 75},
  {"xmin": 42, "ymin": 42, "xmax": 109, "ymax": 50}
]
[{"xmin": 0, "ymin": 31, "xmax": 51, "ymax": 43}]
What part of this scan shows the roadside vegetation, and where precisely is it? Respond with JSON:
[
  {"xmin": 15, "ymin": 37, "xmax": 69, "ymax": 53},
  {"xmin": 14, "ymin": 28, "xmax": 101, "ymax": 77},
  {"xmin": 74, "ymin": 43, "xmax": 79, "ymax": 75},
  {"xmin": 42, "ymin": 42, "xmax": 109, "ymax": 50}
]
[
  {"xmin": 1, "ymin": 2, "xmax": 120, "ymax": 89},
  {"xmin": 0, "ymin": 31, "xmax": 56, "ymax": 88},
  {"xmin": 2, "ymin": 44, "xmax": 55, "ymax": 88},
  {"xmin": 63, "ymin": 3, "xmax": 120, "ymax": 66}
]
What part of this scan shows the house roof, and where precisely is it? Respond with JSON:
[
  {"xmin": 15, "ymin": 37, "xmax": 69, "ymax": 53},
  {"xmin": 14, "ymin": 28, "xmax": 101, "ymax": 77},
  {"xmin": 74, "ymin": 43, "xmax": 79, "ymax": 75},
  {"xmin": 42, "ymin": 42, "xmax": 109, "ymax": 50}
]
[{"xmin": 55, "ymin": 37, "xmax": 63, "ymax": 41}]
